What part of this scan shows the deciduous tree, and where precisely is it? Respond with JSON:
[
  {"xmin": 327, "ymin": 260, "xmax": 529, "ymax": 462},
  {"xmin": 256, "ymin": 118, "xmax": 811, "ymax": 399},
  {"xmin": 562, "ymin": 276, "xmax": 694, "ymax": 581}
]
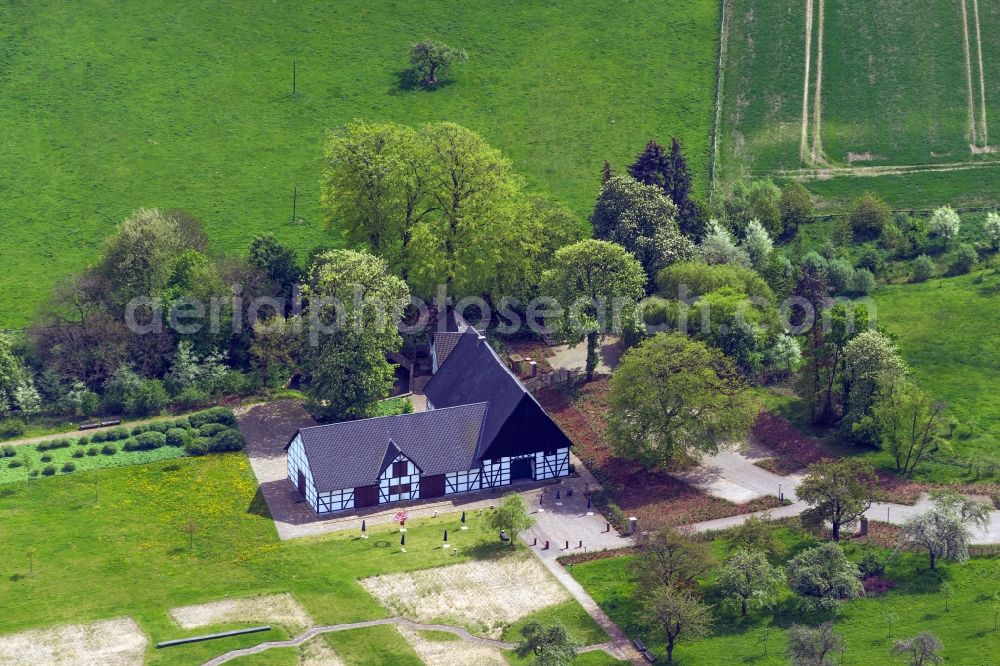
[
  {"xmin": 786, "ymin": 543, "xmax": 864, "ymax": 610},
  {"xmin": 486, "ymin": 493, "xmax": 535, "ymax": 543},
  {"xmin": 591, "ymin": 175, "xmax": 695, "ymax": 285},
  {"xmin": 787, "ymin": 622, "xmax": 842, "ymax": 666},
  {"xmin": 297, "ymin": 250, "xmax": 410, "ymax": 421},
  {"xmin": 515, "ymin": 621, "xmax": 576, "ymax": 666},
  {"xmin": 899, "ymin": 490, "xmax": 990, "ymax": 571},
  {"xmin": 541, "ymin": 240, "xmax": 645, "ymax": 381},
  {"xmin": 633, "ymin": 526, "xmax": 716, "ymax": 588},
  {"xmin": 408, "ymin": 41, "xmax": 468, "ymax": 87},
  {"xmin": 779, "ymin": 180, "xmax": 815, "ymax": 237},
  {"xmin": 608, "ymin": 332, "xmax": 758, "ymax": 467},
  {"xmin": 798, "ymin": 459, "xmax": 880, "ymax": 541},
  {"xmin": 716, "ymin": 548, "xmax": 783, "ymax": 617},
  {"xmin": 870, "ymin": 377, "xmax": 945, "ymax": 478},
  {"xmin": 890, "ymin": 632, "xmax": 943, "ymax": 666},
  {"xmin": 641, "ymin": 584, "xmax": 712, "ymax": 664}
]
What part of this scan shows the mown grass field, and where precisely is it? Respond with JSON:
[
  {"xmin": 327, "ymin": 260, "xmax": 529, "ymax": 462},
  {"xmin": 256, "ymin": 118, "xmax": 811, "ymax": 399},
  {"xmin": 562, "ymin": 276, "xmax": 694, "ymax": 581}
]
[
  {"xmin": 874, "ymin": 273, "xmax": 1000, "ymax": 470},
  {"xmin": 0, "ymin": 0, "xmax": 720, "ymax": 329},
  {"xmin": 0, "ymin": 453, "xmax": 613, "ymax": 665},
  {"xmin": 718, "ymin": 0, "xmax": 1000, "ymax": 210},
  {"xmin": 572, "ymin": 528, "xmax": 1000, "ymax": 665}
]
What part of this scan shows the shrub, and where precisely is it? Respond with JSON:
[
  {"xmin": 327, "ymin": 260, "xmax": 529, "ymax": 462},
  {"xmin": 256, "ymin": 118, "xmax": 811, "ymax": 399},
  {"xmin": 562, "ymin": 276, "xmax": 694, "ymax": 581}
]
[
  {"xmin": 849, "ymin": 191, "xmax": 890, "ymax": 238},
  {"xmin": 106, "ymin": 427, "xmax": 130, "ymax": 441},
  {"xmin": 1, "ymin": 444, "xmax": 15, "ymax": 457},
  {"xmin": 147, "ymin": 420, "xmax": 172, "ymax": 433},
  {"xmin": 173, "ymin": 386, "xmax": 211, "ymax": 409},
  {"xmin": 0, "ymin": 420, "xmax": 25, "ymax": 437},
  {"xmin": 61, "ymin": 462, "xmax": 76, "ymax": 473},
  {"xmin": 209, "ymin": 428, "xmax": 246, "ymax": 453},
  {"xmin": 101, "ymin": 444, "xmax": 118, "ymax": 455},
  {"xmin": 951, "ymin": 244, "xmax": 978, "ymax": 274},
  {"xmin": 72, "ymin": 449, "xmax": 85, "ymax": 458},
  {"xmin": 855, "ymin": 246, "xmax": 883, "ymax": 276},
  {"xmin": 8, "ymin": 460, "xmax": 23, "ymax": 468},
  {"xmin": 125, "ymin": 431, "xmax": 167, "ymax": 451},
  {"xmin": 28, "ymin": 470, "xmax": 38, "ymax": 478},
  {"xmin": 42, "ymin": 464, "xmax": 56, "ymax": 476},
  {"xmin": 39, "ymin": 453, "xmax": 53, "ymax": 463},
  {"xmin": 87, "ymin": 447, "xmax": 100, "ymax": 456},
  {"xmin": 172, "ymin": 416, "xmax": 191, "ymax": 430},
  {"xmin": 165, "ymin": 428, "xmax": 188, "ymax": 447},
  {"xmin": 858, "ymin": 552, "xmax": 885, "ymax": 578},
  {"xmin": 851, "ymin": 268, "xmax": 876, "ymax": 295},
  {"xmin": 912, "ymin": 255, "xmax": 936, "ymax": 282},
  {"xmin": 131, "ymin": 424, "xmax": 150, "ymax": 436},
  {"xmin": 38, "ymin": 439, "xmax": 71, "ymax": 452},
  {"xmin": 826, "ymin": 258, "xmax": 854, "ymax": 293},
  {"xmin": 77, "ymin": 436, "xmax": 90, "ymax": 446},
  {"xmin": 185, "ymin": 439, "xmax": 209, "ymax": 456},
  {"xmin": 189, "ymin": 407, "xmax": 237, "ymax": 429},
  {"xmin": 198, "ymin": 423, "xmax": 227, "ymax": 437}
]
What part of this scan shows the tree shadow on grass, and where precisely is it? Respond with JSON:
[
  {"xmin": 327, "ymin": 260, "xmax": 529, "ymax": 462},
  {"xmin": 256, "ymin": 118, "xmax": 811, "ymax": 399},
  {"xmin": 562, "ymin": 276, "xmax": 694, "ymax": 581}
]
[
  {"xmin": 390, "ymin": 69, "xmax": 455, "ymax": 94},
  {"xmin": 465, "ymin": 540, "xmax": 517, "ymax": 561}
]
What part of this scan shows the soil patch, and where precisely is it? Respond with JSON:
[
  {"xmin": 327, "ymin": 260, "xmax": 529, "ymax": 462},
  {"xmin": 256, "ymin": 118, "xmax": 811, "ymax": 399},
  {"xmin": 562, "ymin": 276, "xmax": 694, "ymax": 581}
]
[
  {"xmin": 169, "ymin": 593, "xmax": 313, "ymax": 634},
  {"xmin": 0, "ymin": 617, "xmax": 147, "ymax": 666},
  {"xmin": 750, "ymin": 411, "xmax": 832, "ymax": 474},
  {"xmin": 398, "ymin": 625, "xmax": 507, "ymax": 665},
  {"xmin": 360, "ymin": 557, "xmax": 569, "ymax": 639}
]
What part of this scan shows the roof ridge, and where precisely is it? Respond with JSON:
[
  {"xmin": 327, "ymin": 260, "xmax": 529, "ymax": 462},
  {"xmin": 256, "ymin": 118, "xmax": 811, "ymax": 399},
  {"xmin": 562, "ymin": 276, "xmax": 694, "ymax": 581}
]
[{"xmin": 296, "ymin": 401, "xmax": 489, "ymax": 433}]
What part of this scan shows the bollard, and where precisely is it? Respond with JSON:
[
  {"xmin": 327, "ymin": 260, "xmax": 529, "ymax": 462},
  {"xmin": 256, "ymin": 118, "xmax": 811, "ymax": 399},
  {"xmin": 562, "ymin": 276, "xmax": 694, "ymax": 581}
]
[
  {"xmin": 605, "ymin": 522, "xmax": 610, "ymax": 533},
  {"xmin": 533, "ymin": 537, "xmax": 537, "ymax": 546},
  {"xmin": 555, "ymin": 489, "xmax": 561, "ymax": 500},
  {"xmin": 629, "ymin": 517, "xmax": 638, "ymax": 534},
  {"xmin": 565, "ymin": 540, "xmax": 569, "ymax": 550},
  {"xmin": 578, "ymin": 540, "xmax": 582, "ymax": 549},
  {"xmin": 544, "ymin": 540, "xmax": 549, "ymax": 550}
]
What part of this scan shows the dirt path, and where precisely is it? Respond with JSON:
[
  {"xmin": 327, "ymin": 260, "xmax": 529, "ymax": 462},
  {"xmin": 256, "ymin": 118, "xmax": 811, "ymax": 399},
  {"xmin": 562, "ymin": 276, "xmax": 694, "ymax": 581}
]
[
  {"xmin": 800, "ymin": 0, "xmax": 814, "ymax": 164},
  {"xmin": 201, "ymin": 618, "xmax": 627, "ymax": 666},
  {"xmin": 774, "ymin": 159, "xmax": 1000, "ymax": 180},
  {"xmin": 961, "ymin": 0, "xmax": 979, "ymax": 146},
  {"xmin": 810, "ymin": 0, "xmax": 825, "ymax": 165}
]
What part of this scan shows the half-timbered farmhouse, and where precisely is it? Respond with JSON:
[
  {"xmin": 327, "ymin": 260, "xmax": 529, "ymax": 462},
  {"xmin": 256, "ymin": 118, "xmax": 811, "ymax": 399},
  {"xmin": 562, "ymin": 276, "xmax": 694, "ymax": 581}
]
[{"xmin": 285, "ymin": 324, "xmax": 572, "ymax": 514}]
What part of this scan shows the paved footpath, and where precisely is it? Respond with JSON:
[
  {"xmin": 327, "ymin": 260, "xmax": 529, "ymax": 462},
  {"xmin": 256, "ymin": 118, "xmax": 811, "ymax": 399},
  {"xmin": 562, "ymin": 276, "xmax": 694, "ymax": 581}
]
[
  {"xmin": 678, "ymin": 447, "xmax": 1000, "ymax": 544},
  {"xmin": 202, "ymin": 617, "xmax": 627, "ymax": 665}
]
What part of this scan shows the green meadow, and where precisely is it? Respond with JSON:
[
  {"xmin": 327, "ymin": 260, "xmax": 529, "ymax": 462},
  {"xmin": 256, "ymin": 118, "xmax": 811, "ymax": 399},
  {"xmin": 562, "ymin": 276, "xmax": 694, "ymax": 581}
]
[{"xmin": 0, "ymin": 0, "xmax": 720, "ymax": 328}]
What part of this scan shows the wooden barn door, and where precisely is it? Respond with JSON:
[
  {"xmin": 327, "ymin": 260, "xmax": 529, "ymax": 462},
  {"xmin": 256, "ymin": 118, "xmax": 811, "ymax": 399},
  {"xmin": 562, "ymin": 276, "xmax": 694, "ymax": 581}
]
[{"xmin": 297, "ymin": 470, "xmax": 306, "ymax": 497}]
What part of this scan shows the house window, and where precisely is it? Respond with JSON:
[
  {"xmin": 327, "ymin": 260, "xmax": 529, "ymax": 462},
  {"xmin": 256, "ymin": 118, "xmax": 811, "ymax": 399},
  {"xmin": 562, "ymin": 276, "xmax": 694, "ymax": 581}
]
[
  {"xmin": 389, "ymin": 482, "xmax": 411, "ymax": 496},
  {"xmin": 393, "ymin": 460, "xmax": 408, "ymax": 477}
]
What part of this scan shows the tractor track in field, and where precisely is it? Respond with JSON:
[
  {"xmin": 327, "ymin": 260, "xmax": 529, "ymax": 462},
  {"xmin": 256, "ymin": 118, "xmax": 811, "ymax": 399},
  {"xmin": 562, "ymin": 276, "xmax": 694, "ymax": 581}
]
[
  {"xmin": 972, "ymin": 0, "xmax": 989, "ymax": 146},
  {"xmin": 961, "ymin": 0, "xmax": 982, "ymax": 148},
  {"xmin": 799, "ymin": 0, "xmax": 814, "ymax": 164},
  {"xmin": 810, "ymin": 0, "xmax": 825, "ymax": 165}
]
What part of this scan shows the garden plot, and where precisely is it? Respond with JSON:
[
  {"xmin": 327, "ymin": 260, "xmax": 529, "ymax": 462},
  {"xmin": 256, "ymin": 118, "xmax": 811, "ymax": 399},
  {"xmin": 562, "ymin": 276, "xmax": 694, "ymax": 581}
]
[
  {"xmin": 169, "ymin": 592, "xmax": 313, "ymax": 634},
  {"xmin": 360, "ymin": 557, "xmax": 570, "ymax": 638},
  {"xmin": 0, "ymin": 617, "xmax": 147, "ymax": 666},
  {"xmin": 398, "ymin": 626, "xmax": 507, "ymax": 666}
]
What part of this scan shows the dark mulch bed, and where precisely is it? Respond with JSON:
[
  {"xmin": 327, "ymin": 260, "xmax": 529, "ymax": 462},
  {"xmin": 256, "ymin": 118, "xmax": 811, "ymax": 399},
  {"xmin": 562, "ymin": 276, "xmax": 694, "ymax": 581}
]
[
  {"xmin": 750, "ymin": 411, "xmax": 833, "ymax": 474},
  {"xmin": 538, "ymin": 380, "xmax": 781, "ymax": 531},
  {"xmin": 877, "ymin": 473, "xmax": 1000, "ymax": 506}
]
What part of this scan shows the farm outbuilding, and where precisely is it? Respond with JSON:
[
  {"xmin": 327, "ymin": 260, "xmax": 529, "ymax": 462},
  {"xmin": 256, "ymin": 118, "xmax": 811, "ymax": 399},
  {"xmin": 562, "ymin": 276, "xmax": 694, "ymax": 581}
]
[{"xmin": 286, "ymin": 321, "xmax": 571, "ymax": 514}]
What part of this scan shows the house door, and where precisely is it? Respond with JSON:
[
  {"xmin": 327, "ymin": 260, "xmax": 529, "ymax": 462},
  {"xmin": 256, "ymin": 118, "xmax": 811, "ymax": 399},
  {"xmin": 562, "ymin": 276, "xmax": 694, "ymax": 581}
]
[
  {"xmin": 297, "ymin": 470, "xmax": 307, "ymax": 497},
  {"xmin": 510, "ymin": 458, "xmax": 533, "ymax": 481}
]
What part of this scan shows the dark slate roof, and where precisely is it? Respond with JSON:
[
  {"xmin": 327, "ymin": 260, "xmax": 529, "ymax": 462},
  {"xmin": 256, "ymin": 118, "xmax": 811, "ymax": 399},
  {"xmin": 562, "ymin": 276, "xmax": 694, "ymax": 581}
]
[
  {"xmin": 293, "ymin": 403, "xmax": 488, "ymax": 492},
  {"xmin": 433, "ymin": 332, "xmax": 465, "ymax": 368},
  {"xmin": 423, "ymin": 329, "xmax": 573, "ymax": 460}
]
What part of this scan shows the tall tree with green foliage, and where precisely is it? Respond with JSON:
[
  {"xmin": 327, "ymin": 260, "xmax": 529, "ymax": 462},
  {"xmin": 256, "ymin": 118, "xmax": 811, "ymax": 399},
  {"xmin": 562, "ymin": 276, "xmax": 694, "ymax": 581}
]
[
  {"xmin": 641, "ymin": 584, "xmax": 713, "ymax": 664},
  {"xmin": 0, "ymin": 335, "xmax": 25, "ymax": 417},
  {"xmin": 628, "ymin": 138, "xmax": 702, "ymax": 238},
  {"xmin": 608, "ymin": 332, "xmax": 758, "ymax": 467},
  {"xmin": 408, "ymin": 41, "xmax": 468, "ymax": 87},
  {"xmin": 798, "ymin": 459, "xmax": 880, "ymax": 541},
  {"xmin": 98, "ymin": 208, "xmax": 186, "ymax": 308},
  {"xmin": 297, "ymin": 250, "xmax": 410, "ymax": 421},
  {"xmin": 724, "ymin": 179, "xmax": 782, "ymax": 237},
  {"xmin": 541, "ymin": 240, "xmax": 645, "ymax": 381},
  {"xmin": 249, "ymin": 233, "xmax": 302, "ymax": 301},
  {"xmin": 871, "ymin": 376, "xmax": 946, "ymax": 478},
  {"xmin": 591, "ymin": 175, "xmax": 696, "ymax": 285},
  {"xmin": 842, "ymin": 329, "xmax": 908, "ymax": 433},
  {"xmin": 486, "ymin": 493, "xmax": 535, "ymax": 543},
  {"xmin": 849, "ymin": 191, "xmax": 891, "ymax": 239},
  {"xmin": 778, "ymin": 180, "xmax": 815, "ymax": 237},
  {"xmin": 515, "ymin": 622, "xmax": 576, "ymax": 666}
]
